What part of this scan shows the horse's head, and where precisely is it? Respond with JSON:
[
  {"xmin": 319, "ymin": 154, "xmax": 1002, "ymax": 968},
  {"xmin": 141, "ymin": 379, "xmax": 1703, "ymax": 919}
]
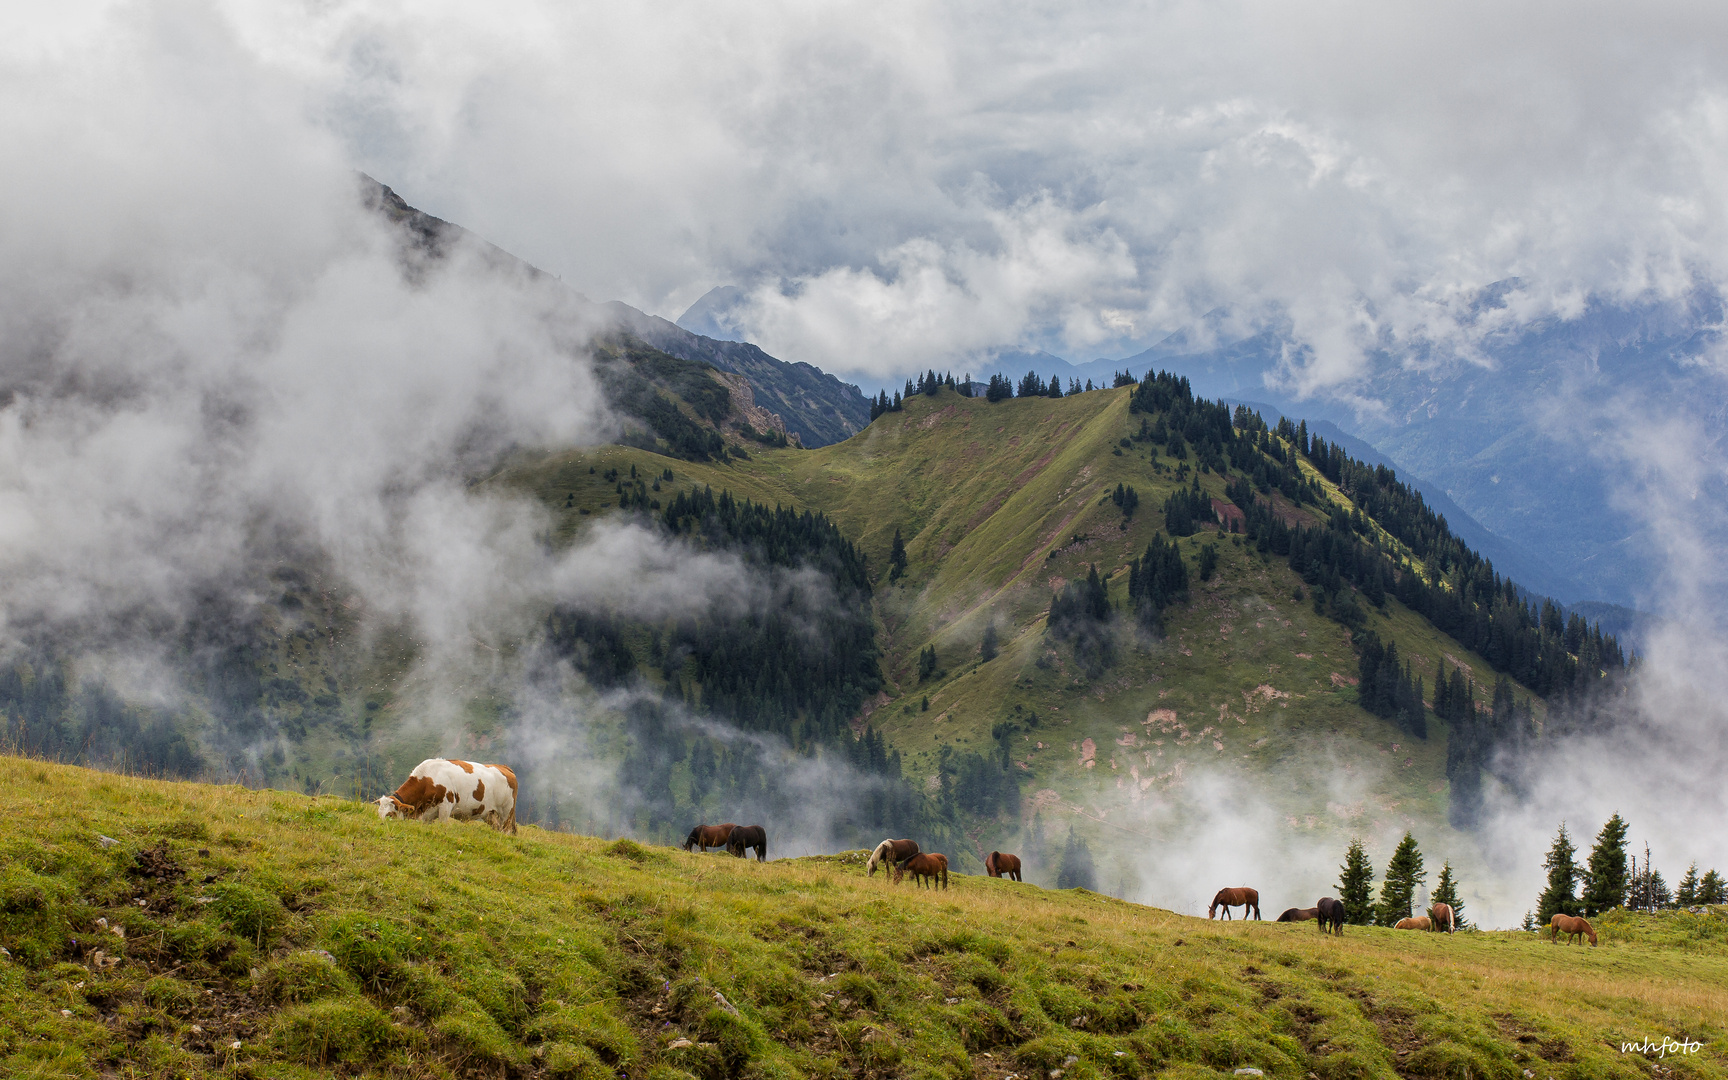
[{"xmin": 683, "ymin": 828, "xmax": 700, "ymax": 851}]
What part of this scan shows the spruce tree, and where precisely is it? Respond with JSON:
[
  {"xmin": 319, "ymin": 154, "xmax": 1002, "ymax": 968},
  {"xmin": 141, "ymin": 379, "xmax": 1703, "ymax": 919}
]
[
  {"xmin": 1520, "ymin": 910, "xmax": 1536, "ymax": 932},
  {"xmin": 888, "ymin": 528, "xmax": 908, "ymax": 583},
  {"xmin": 1676, "ymin": 861, "xmax": 1701, "ymax": 907},
  {"xmin": 1432, "ymin": 860, "xmax": 1464, "ymax": 925},
  {"xmin": 1056, "ymin": 826, "xmax": 1097, "ymax": 890},
  {"xmin": 980, "ymin": 622, "xmax": 999, "ymax": 662},
  {"xmin": 1701, "ymin": 869, "xmax": 1728, "ymax": 905},
  {"xmin": 1375, "ymin": 832, "xmax": 1427, "ymax": 926},
  {"xmin": 1581, "ymin": 813, "xmax": 1630, "ymax": 915},
  {"xmin": 1337, "ymin": 838, "xmax": 1376, "ymax": 926},
  {"xmin": 1537, "ymin": 823, "xmax": 1581, "ymax": 921}
]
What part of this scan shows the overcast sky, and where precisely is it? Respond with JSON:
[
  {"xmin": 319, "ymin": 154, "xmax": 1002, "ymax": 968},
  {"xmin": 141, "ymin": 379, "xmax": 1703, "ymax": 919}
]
[{"xmin": 11, "ymin": 0, "xmax": 1728, "ymax": 388}]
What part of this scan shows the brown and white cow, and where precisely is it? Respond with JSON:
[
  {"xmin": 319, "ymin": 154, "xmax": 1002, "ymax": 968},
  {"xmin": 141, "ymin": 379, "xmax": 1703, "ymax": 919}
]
[{"xmin": 376, "ymin": 759, "xmax": 518, "ymax": 835}]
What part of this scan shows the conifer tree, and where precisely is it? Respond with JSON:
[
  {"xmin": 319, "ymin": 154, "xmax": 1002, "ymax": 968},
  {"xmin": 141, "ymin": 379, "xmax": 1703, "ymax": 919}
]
[
  {"xmin": 1581, "ymin": 812, "xmax": 1630, "ymax": 915},
  {"xmin": 1056, "ymin": 826, "xmax": 1097, "ymax": 890},
  {"xmin": 1432, "ymin": 860, "xmax": 1464, "ymax": 925},
  {"xmin": 1520, "ymin": 911, "xmax": 1536, "ymax": 932},
  {"xmin": 1676, "ymin": 861, "xmax": 1701, "ymax": 907},
  {"xmin": 1338, "ymin": 838, "xmax": 1376, "ymax": 926},
  {"xmin": 1701, "ymin": 869, "xmax": 1728, "ymax": 905},
  {"xmin": 1375, "ymin": 832, "xmax": 1427, "ymax": 926},
  {"xmin": 888, "ymin": 528, "xmax": 908, "ymax": 583},
  {"xmin": 1537, "ymin": 823, "xmax": 1581, "ymax": 921},
  {"xmin": 980, "ymin": 622, "xmax": 999, "ymax": 662}
]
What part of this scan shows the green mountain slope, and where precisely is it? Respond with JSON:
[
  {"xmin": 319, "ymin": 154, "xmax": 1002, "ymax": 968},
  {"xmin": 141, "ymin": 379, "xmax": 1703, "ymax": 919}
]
[
  {"xmin": 492, "ymin": 384, "xmax": 1574, "ymax": 901},
  {"xmin": 3, "ymin": 760, "xmax": 1721, "ymax": 1080}
]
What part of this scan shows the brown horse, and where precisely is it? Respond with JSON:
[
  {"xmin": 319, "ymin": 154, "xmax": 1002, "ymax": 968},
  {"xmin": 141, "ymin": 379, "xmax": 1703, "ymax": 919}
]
[
  {"xmin": 1549, "ymin": 913, "xmax": 1597, "ymax": 946},
  {"xmin": 725, "ymin": 824, "xmax": 767, "ymax": 862},
  {"xmin": 1276, "ymin": 907, "xmax": 1318, "ymax": 922},
  {"xmin": 894, "ymin": 852, "xmax": 949, "ymax": 889},
  {"xmin": 684, "ymin": 823, "xmax": 736, "ymax": 853},
  {"xmin": 1394, "ymin": 916, "xmax": 1432, "ymax": 930},
  {"xmin": 868, "ymin": 838, "xmax": 920, "ymax": 877},
  {"xmin": 1427, "ymin": 902, "xmax": 1456, "ymax": 933},
  {"xmin": 1208, "ymin": 887, "xmax": 1261, "ymax": 920},
  {"xmin": 984, "ymin": 851, "xmax": 1022, "ymax": 881},
  {"xmin": 1316, "ymin": 896, "xmax": 1346, "ymax": 936}
]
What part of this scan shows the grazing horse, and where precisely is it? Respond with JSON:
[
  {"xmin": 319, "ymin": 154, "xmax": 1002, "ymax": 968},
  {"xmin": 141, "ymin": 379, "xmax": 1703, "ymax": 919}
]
[
  {"xmin": 1276, "ymin": 907, "xmax": 1318, "ymax": 922},
  {"xmin": 1208, "ymin": 887, "xmax": 1261, "ymax": 920},
  {"xmin": 867, "ymin": 838, "xmax": 920, "ymax": 877},
  {"xmin": 1549, "ymin": 913, "xmax": 1597, "ymax": 946},
  {"xmin": 894, "ymin": 853, "xmax": 949, "ymax": 890},
  {"xmin": 1394, "ymin": 916, "xmax": 1432, "ymax": 931},
  {"xmin": 725, "ymin": 824, "xmax": 767, "ymax": 862},
  {"xmin": 984, "ymin": 851, "xmax": 1023, "ymax": 881},
  {"xmin": 684, "ymin": 823, "xmax": 736, "ymax": 853},
  {"xmin": 1315, "ymin": 896, "xmax": 1346, "ymax": 936},
  {"xmin": 1427, "ymin": 902, "xmax": 1456, "ymax": 934}
]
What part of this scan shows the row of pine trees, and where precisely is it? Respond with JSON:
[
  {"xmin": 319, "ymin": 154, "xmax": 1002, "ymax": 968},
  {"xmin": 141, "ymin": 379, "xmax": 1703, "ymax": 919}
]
[
  {"xmin": 1336, "ymin": 833, "xmax": 1464, "ymax": 926},
  {"xmin": 1528, "ymin": 815, "xmax": 1726, "ymax": 926}
]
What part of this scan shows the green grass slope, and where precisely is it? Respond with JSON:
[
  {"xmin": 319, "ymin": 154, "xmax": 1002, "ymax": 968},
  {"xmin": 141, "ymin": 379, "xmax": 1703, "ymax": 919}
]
[
  {"xmin": 494, "ymin": 388, "xmax": 1546, "ymax": 890},
  {"xmin": 4, "ymin": 761, "xmax": 1722, "ymax": 1080}
]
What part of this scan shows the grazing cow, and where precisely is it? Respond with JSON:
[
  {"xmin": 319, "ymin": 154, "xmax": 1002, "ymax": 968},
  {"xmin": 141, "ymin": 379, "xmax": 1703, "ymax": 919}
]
[
  {"xmin": 377, "ymin": 759, "xmax": 517, "ymax": 835},
  {"xmin": 726, "ymin": 824, "xmax": 768, "ymax": 862},
  {"xmin": 684, "ymin": 824, "xmax": 737, "ymax": 853},
  {"xmin": 984, "ymin": 851, "xmax": 1023, "ymax": 882},
  {"xmin": 1427, "ymin": 902, "xmax": 1456, "ymax": 933},
  {"xmin": 895, "ymin": 853, "xmax": 949, "ymax": 889},
  {"xmin": 1277, "ymin": 907, "xmax": 1319, "ymax": 922},
  {"xmin": 1209, "ymin": 887, "xmax": 1262, "ymax": 920},
  {"xmin": 1394, "ymin": 916, "xmax": 1432, "ymax": 931},
  {"xmin": 1549, "ymin": 913, "xmax": 1598, "ymax": 946},
  {"xmin": 868, "ymin": 838, "xmax": 920, "ymax": 877},
  {"xmin": 1315, "ymin": 896, "xmax": 1346, "ymax": 936}
]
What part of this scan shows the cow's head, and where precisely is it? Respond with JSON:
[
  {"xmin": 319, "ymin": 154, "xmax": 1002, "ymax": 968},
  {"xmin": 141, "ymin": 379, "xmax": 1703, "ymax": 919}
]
[{"xmin": 376, "ymin": 794, "xmax": 412, "ymax": 820}]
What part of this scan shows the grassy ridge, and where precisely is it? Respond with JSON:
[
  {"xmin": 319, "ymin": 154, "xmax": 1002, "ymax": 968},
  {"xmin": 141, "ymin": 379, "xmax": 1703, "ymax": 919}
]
[
  {"xmin": 6, "ymin": 760, "xmax": 1722, "ymax": 1080},
  {"xmin": 493, "ymin": 388, "xmax": 1546, "ymax": 880}
]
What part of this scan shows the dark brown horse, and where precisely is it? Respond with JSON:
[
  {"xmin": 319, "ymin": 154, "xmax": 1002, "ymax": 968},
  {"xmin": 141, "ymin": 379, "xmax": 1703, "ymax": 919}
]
[
  {"xmin": 984, "ymin": 851, "xmax": 1022, "ymax": 881},
  {"xmin": 1316, "ymin": 896, "xmax": 1345, "ymax": 936},
  {"xmin": 684, "ymin": 823, "xmax": 736, "ymax": 853},
  {"xmin": 1549, "ymin": 913, "xmax": 1597, "ymax": 946},
  {"xmin": 868, "ymin": 838, "xmax": 920, "ymax": 877},
  {"xmin": 894, "ymin": 852, "xmax": 949, "ymax": 889},
  {"xmin": 1276, "ymin": 907, "xmax": 1318, "ymax": 922},
  {"xmin": 725, "ymin": 824, "xmax": 767, "ymax": 862},
  {"xmin": 1208, "ymin": 887, "xmax": 1261, "ymax": 920}
]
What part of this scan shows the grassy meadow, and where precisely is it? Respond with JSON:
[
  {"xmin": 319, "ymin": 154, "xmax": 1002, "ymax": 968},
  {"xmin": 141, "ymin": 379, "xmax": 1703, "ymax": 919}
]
[{"xmin": 5, "ymin": 759, "xmax": 1724, "ymax": 1080}]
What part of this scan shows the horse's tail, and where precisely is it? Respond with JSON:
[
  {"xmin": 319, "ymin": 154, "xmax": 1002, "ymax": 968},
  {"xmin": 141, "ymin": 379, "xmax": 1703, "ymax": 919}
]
[{"xmin": 1446, "ymin": 906, "xmax": 1455, "ymax": 933}]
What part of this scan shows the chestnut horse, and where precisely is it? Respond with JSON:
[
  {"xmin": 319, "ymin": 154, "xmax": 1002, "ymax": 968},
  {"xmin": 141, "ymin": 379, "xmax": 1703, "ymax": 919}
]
[
  {"xmin": 985, "ymin": 851, "xmax": 1022, "ymax": 881},
  {"xmin": 1427, "ymin": 902, "xmax": 1456, "ymax": 934},
  {"xmin": 868, "ymin": 838, "xmax": 920, "ymax": 877},
  {"xmin": 1276, "ymin": 907, "xmax": 1318, "ymax": 922},
  {"xmin": 894, "ymin": 852, "xmax": 949, "ymax": 889},
  {"xmin": 1549, "ymin": 913, "xmax": 1597, "ymax": 946},
  {"xmin": 684, "ymin": 823, "xmax": 736, "ymax": 853},
  {"xmin": 725, "ymin": 824, "xmax": 767, "ymax": 862},
  {"xmin": 1209, "ymin": 887, "xmax": 1261, "ymax": 920},
  {"xmin": 1316, "ymin": 896, "xmax": 1346, "ymax": 936},
  {"xmin": 1394, "ymin": 916, "xmax": 1432, "ymax": 931}
]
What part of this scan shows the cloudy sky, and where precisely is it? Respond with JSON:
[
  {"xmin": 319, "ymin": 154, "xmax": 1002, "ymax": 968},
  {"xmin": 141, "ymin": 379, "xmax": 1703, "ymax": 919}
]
[{"xmin": 13, "ymin": 0, "xmax": 1713, "ymax": 390}]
